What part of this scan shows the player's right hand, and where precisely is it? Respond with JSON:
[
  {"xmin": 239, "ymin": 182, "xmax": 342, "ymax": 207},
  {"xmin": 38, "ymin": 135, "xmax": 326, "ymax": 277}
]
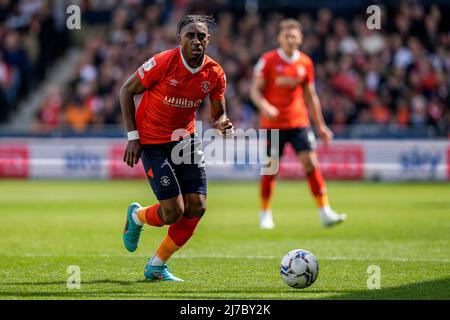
[
  {"xmin": 262, "ymin": 104, "xmax": 279, "ymax": 120},
  {"xmin": 317, "ymin": 125, "xmax": 334, "ymax": 146},
  {"xmin": 123, "ymin": 140, "xmax": 142, "ymax": 168}
]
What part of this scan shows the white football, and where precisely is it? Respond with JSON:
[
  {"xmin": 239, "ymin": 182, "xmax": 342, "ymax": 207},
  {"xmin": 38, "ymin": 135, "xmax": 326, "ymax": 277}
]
[{"xmin": 280, "ymin": 249, "xmax": 319, "ymax": 289}]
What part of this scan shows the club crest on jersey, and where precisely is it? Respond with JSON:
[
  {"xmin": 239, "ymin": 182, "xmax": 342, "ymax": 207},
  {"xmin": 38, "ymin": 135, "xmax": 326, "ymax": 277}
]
[
  {"xmin": 201, "ymin": 81, "xmax": 210, "ymax": 93},
  {"xmin": 297, "ymin": 66, "xmax": 306, "ymax": 78}
]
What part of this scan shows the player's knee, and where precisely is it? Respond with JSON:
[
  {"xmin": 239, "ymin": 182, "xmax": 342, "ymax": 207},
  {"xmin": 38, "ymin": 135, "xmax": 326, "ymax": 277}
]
[
  {"xmin": 162, "ymin": 205, "xmax": 184, "ymax": 224},
  {"xmin": 305, "ymin": 162, "xmax": 317, "ymax": 175},
  {"xmin": 302, "ymin": 157, "xmax": 318, "ymax": 175},
  {"xmin": 185, "ymin": 201, "xmax": 206, "ymax": 218}
]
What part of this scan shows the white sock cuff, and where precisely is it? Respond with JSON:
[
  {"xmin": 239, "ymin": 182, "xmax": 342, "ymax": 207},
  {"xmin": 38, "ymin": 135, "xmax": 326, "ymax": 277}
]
[
  {"xmin": 320, "ymin": 205, "xmax": 332, "ymax": 216},
  {"xmin": 150, "ymin": 255, "xmax": 165, "ymax": 266},
  {"xmin": 132, "ymin": 211, "xmax": 144, "ymax": 226}
]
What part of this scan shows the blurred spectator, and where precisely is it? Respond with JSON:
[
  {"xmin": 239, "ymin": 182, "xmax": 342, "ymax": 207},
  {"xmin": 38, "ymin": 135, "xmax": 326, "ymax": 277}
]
[
  {"xmin": 35, "ymin": 85, "xmax": 63, "ymax": 131},
  {"xmin": 64, "ymin": 97, "xmax": 93, "ymax": 133},
  {"xmin": 2, "ymin": 30, "xmax": 32, "ymax": 93},
  {"xmin": 0, "ymin": 51, "xmax": 20, "ymax": 115},
  {"xmin": 370, "ymin": 97, "xmax": 391, "ymax": 125}
]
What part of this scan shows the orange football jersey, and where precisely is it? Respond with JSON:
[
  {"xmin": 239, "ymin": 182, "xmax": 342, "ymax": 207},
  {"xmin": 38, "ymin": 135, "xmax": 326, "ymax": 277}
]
[
  {"xmin": 135, "ymin": 47, "xmax": 226, "ymax": 144},
  {"xmin": 255, "ymin": 48, "xmax": 314, "ymax": 129}
]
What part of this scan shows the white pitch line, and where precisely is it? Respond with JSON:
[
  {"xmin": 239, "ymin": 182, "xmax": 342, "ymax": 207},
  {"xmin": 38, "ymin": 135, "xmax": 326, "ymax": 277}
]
[{"xmin": 3, "ymin": 253, "xmax": 449, "ymax": 263}]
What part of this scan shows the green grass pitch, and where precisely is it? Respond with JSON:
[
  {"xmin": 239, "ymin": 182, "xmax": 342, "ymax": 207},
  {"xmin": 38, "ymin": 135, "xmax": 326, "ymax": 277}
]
[{"xmin": 0, "ymin": 180, "xmax": 449, "ymax": 300}]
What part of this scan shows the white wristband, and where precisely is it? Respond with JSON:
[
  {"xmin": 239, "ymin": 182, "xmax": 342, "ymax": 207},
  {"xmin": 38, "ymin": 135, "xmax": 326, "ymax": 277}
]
[{"xmin": 127, "ymin": 130, "xmax": 140, "ymax": 141}]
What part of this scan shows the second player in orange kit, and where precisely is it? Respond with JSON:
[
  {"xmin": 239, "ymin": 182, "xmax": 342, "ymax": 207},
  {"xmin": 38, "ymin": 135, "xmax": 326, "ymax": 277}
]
[{"xmin": 250, "ymin": 19, "xmax": 346, "ymax": 230}]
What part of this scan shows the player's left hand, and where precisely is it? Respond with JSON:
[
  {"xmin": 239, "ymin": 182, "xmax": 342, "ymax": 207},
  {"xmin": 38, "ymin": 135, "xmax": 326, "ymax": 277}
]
[
  {"xmin": 213, "ymin": 117, "xmax": 234, "ymax": 138},
  {"xmin": 317, "ymin": 125, "xmax": 334, "ymax": 146}
]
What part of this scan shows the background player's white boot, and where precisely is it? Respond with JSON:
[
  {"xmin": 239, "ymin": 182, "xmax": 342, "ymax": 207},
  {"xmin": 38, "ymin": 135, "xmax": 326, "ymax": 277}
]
[
  {"xmin": 320, "ymin": 206, "xmax": 347, "ymax": 227},
  {"xmin": 260, "ymin": 210, "xmax": 275, "ymax": 229}
]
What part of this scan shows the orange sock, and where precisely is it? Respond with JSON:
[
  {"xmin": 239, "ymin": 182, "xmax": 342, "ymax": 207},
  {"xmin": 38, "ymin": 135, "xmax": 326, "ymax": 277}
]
[
  {"xmin": 137, "ymin": 203, "xmax": 165, "ymax": 227},
  {"xmin": 314, "ymin": 194, "xmax": 329, "ymax": 208},
  {"xmin": 168, "ymin": 216, "xmax": 201, "ymax": 246},
  {"xmin": 261, "ymin": 175, "xmax": 276, "ymax": 210},
  {"xmin": 307, "ymin": 168, "xmax": 329, "ymax": 208},
  {"xmin": 153, "ymin": 216, "xmax": 201, "ymax": 263},
  {"xmin": 155, "ymin": 235, "xmax": 180, "ymax": 262}
]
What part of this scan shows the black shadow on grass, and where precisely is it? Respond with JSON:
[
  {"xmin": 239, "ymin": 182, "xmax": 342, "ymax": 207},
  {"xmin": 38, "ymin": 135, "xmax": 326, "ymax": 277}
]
[
  {"xmin": 2, "ymin": 278, "xmax": 448, "ymax": 299},
  {"xmin": 0, "ymin": 291, "xmax": 325, "ymax": 299},
  {"xmin": 324, "ymin": 277, "xmax": 450, "ymax": 300}
]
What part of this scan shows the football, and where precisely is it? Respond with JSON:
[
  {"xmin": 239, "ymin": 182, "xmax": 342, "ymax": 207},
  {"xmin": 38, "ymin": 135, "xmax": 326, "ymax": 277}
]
[{"xmin": 280, "ymin": 249, "xmax": 319, "ymax": 289}]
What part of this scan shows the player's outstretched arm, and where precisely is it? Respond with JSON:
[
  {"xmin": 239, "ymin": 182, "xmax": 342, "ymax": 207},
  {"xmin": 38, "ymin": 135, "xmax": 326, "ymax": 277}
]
[
  {"xmin": 303, "ymin": 82, "xmax": 334, "ymax": 145},
  {"xmin": 210, "ymin": 98, "xmax": 234, "ymax": 137},
  {"xmin": 119, "ymin": 74, "xmax": 147, "ymax": 167}
]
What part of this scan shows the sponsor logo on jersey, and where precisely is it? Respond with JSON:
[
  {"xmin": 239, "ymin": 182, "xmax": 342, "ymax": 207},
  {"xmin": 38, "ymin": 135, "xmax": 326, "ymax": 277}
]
[
  {"xmin": 169, "ymin": 79, "xmax": 179, "ymax": 86},
  {"xmin": 275, "ymin": 76, "xmax": 299, "ymax": 87},
  {"xmin": 164, "ymin": 96, "xmax": 202, "ymax": 108}
]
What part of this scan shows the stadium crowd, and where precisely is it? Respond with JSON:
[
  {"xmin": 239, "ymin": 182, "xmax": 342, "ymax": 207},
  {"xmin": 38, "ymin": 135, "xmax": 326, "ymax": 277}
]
[
  {"xmin": 1, "ymin": 0, "xmax": 449, "ymax": 137},
  {"xmin": 0, "ymin": 0, "xmax": 70, "ymax": 123}
]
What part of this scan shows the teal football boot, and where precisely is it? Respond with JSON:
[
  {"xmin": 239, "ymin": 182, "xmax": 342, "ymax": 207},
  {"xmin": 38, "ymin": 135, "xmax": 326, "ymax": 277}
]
[
  {"xmin": 122, "ymin": 202, "xmax": 143, "ymax": 252},
  {"xmin": 144, "ymin": 260, "xmax": 184, "ymax": 282}
]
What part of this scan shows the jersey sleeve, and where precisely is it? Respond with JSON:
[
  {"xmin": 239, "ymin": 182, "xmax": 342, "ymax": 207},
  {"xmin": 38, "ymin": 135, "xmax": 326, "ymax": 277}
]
[
  {"xmin": 304, "ymin": 58, "xmax": 315, "ymax": 84},
  {"xmin": 210, "ymin": 67, "xmax": 226, "ymax": 101},
  {"xmin": 253, "ymin": 55, "xmax": 270, "ymax": 79},
  {"xmin": 135, "ymin": 51, "xmax": 168, "ymax": 88}
]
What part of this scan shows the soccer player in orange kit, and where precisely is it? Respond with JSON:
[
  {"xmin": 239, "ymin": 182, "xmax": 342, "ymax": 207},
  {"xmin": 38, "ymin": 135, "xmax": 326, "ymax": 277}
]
[
  {"xmin": 250, "ymin": 19, "xmax": 346, "ymax": 230},
  {"xmin": 120, "ymin": 15, "xmax": 233, "ymax": 281}
]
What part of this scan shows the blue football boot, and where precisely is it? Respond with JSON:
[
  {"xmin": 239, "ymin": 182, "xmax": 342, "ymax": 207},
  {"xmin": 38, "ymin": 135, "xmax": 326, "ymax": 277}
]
[
  {"xmin": 123, "ymin": 202, "xmax": 143, "ymax": 252},
  {"xmin": 144, "ymin": 260, "xmax": 184, "ymax": 282}
]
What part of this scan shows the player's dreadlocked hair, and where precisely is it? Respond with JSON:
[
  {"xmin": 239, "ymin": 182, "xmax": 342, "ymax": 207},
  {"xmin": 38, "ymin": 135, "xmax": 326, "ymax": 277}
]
[{"xmin": 176, "ymin": 15, "xmax": 217, "ymax": 36}]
